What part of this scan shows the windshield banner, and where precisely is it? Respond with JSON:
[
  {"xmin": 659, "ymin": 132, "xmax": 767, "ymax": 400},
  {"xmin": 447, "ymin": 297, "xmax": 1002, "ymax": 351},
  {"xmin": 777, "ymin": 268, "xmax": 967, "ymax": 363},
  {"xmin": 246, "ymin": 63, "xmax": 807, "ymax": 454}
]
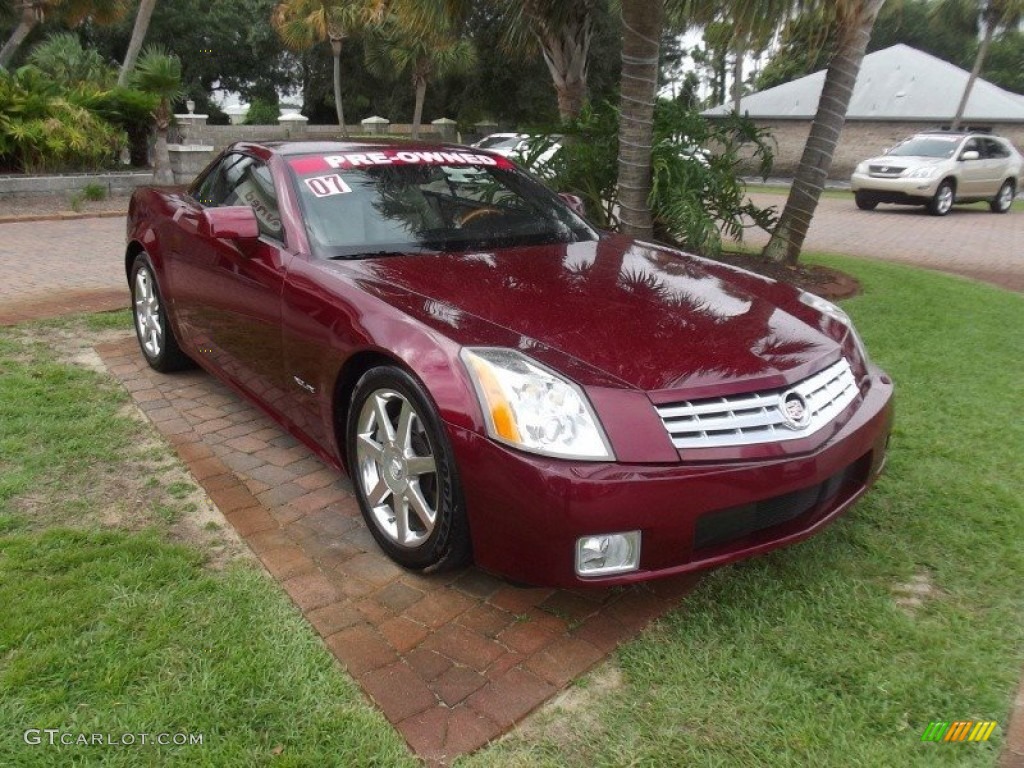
[{"xmin": 289, "ymin": 150, "xmax": 514, "ymax": 175}]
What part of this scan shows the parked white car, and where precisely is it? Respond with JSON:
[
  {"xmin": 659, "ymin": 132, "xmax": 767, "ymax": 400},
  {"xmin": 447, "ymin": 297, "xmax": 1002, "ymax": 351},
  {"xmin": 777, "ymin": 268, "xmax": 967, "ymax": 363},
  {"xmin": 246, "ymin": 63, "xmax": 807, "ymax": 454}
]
[
  {"xmin": 472, "ymin": 133, "xmax": 563, "ymax": 176},
  {"xmin": 850, "ymin": 131, "xmax": 1023, "ymax": 216}
]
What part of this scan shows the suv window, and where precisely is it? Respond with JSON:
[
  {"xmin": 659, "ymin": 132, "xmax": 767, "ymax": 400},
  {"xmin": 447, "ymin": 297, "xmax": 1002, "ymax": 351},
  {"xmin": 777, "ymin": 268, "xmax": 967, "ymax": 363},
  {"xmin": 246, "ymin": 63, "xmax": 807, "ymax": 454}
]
[
  {"xmin": 192, "ymin": 153, "xmax": 284, "ymax": 241},
  {"xmin": 984, "ymin": 138, "xmax": 1010, "ymax": 159},
  {"xmin": 961, "ymin": 138, "xmax": 983, "ymax": 157}
]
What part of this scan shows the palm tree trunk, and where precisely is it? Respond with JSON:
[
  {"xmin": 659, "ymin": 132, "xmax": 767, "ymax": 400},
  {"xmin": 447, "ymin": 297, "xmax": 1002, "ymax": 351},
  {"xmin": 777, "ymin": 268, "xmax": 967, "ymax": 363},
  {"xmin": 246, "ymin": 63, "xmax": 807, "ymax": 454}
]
[
  {"xmin": 951, "ymin": 14, "xmax": 995, "ymax": 131},
  {"xmin": 731, "ymin": 50, "xmax": 744, "ymax": 113},
  {"xmin": 0, "ymin": 4, "xmax": 41, "ymax": 69},
  {"xmin": 331, "ymin": 38, "xmax": 348, "ymax": 137},
  {"xmin": 152, "ymin": 109, "xmax": 174, "ymax": 185},
  {"xmin": 411, "ymin": 76, "xmax": 427, "ymax": 140},
  {"xmin": 117, "ymin": 0, "xmax": 158, "ymax": 86},
  {"xmin": 536, "ymin": 10, "xmax": 593, "ymax": 122},
  {"xmin": 616, "ymin": 0, "xmax": 664, "ymax": 238},
  {"xmin": 762, "ymin": 0, "xmax": 884, "ymax": 265}
]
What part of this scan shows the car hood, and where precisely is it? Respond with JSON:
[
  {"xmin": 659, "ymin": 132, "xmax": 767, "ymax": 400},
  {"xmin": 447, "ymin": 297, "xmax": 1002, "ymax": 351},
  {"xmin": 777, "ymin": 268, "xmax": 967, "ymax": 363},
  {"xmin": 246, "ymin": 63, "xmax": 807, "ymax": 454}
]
[
  {"xmin": 866, "ymin": 155, "xmax": 950, "ymax": 168},
  {"xmin": 336, "ymin": 235, "xmax": 842, "ymax": 394}
]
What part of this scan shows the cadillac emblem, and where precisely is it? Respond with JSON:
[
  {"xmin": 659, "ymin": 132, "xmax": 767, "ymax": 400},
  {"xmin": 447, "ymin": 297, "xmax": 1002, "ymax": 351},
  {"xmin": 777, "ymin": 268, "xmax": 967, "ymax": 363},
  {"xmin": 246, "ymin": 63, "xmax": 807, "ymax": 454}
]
[{"xmin": 779, "ymin": 390, "xmax": 811, "ymax": 430}]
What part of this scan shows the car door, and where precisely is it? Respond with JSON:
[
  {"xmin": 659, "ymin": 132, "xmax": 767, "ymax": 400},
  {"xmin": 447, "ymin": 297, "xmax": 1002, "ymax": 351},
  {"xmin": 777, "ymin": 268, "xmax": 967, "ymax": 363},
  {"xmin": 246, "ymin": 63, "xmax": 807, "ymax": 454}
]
[
  {"xmin": 982, "ymin": 138, "xmax": 1010, "ymax": 195},
  {"xmin": 168, "ymin": 152, "xmax": 293, "ymax": 403},
  {"xmin": 957, "ymin": 138, "xmax": 987, "ymax": 197}
]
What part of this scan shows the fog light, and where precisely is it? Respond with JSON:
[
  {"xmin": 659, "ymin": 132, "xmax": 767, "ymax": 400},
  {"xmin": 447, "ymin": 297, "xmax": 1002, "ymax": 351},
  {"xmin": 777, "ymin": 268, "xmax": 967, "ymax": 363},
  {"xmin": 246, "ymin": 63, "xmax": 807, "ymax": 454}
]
[{"xmin": 575, "ymin": 531, "xmax": 641, "ymax": 577}]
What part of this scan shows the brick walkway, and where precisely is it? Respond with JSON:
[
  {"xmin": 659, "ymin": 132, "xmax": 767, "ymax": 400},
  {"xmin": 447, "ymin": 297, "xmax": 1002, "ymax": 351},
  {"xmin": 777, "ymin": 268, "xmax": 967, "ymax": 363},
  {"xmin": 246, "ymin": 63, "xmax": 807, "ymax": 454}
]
[
  {"xmin": 96, "ymin": 337, "xmax": 697, "ymax": 765},
  {"xmin": 743, "ymin": 193, "xmax": 1024, "ymax": 293},
  {"xmin": 0, "ymin": 217, "xmax": 127, "ymax": 325}
]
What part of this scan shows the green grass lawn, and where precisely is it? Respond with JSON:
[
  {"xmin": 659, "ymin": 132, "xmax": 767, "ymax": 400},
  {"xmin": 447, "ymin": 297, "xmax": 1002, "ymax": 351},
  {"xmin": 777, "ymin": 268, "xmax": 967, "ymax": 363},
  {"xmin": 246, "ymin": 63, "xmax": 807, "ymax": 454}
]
[
  {"xmin": 0, "ymin": 318, "xmax": 414, "ymax": 767},
  {"xmin": 1, "ymin": 259, "xmax": 1022, "ymax": 766}
]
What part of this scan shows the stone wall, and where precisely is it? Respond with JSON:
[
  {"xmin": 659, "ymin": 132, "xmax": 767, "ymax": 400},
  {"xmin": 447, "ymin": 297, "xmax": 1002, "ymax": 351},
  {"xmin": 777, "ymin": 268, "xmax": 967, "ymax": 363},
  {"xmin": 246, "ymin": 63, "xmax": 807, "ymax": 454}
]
[
  {"xmin": 724, "ymin": 118, "xmax": 1024, "ymax": 179},
  {"xmin": 0, "ymin": 171, "xmax": 154, "ymax": 199},
  {"xmin": 174, "ymin": 123, "xmax": 447, "ymax": 153}
]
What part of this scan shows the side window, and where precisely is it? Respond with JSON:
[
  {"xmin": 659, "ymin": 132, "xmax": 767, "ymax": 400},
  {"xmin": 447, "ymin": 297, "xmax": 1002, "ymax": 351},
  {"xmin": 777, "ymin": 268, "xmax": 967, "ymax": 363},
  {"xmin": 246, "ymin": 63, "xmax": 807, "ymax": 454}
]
[
  {"xmin": 986, "ymin": 138, "xmax": 1009, "ymax": 159},
  {"xmin": 193, "ymin": 153, "xmax": 247, "ymax": 207},
  {"xmin": 962, "ymin": 138, "xmax": 981, "ymax": 157},
  {"xmin": 222, "ymin": 158, "xmax": 284, "ymax": 241}
]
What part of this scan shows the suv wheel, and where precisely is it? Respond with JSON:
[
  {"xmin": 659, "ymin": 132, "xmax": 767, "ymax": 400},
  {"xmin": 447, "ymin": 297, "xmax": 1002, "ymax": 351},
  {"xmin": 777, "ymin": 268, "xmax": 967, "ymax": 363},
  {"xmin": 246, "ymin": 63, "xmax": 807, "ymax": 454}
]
[
  {"xmin": 928, "ymin": 180, "xmax": 955, "ymax": 216},
  {"xmin": 855, "ymin": 191, "xmax": 878, "ymax": 211},
  {"xmin": 990, "ymin": 180, "xmax": 1015, "ymax": 213}
]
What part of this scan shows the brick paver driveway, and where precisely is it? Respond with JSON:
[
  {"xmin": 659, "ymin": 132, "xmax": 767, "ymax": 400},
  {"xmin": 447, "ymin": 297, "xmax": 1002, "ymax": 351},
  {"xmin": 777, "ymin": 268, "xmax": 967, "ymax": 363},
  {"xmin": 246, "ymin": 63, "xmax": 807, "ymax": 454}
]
[
  {"xmin": 743, "ymin": 192, "xmax": 1024, "ymax": 293},
  {"xmin": 0, "ymin": 217, "xmax": 127, "ymax": 325}
]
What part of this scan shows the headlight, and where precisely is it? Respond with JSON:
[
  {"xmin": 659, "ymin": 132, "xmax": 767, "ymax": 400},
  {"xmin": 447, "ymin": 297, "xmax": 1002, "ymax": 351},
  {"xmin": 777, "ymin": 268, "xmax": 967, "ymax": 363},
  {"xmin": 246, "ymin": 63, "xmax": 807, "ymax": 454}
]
[
  {"xmin": 906, "ymin": 166, "xmax": 937, "ymax": 179},
  {"xmin": 460, "ymin": 347, "xmax": 615, "ymax": 461},
  {"xmin": 854, "ymin": 162, "xmax": 869, "ymax": 175},
  {"xmin": 799, "ymin": 291, "xmax": 870, "ymax": 365}
]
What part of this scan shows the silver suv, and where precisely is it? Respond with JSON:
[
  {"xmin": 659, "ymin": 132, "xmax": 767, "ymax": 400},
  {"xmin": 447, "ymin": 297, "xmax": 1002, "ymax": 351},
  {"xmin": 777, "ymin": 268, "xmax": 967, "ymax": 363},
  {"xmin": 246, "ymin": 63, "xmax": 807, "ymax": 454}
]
[{"xmin": 850, "ymin": 132, "xmax": 1022, "ymax": 216}]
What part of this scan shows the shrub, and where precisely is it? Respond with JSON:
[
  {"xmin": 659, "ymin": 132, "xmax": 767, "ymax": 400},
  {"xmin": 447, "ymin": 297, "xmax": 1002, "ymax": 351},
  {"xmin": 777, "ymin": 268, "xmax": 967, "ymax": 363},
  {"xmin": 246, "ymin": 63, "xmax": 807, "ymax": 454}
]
[
  {"xmin": 27, "ymin": 33, "xmax": 117, "ymax": 88},
  {"xmin": 82, "ymin": 182, "xmax": 106, "ymax": 201},
  {"xmin": 244, "ymin": 98, "xmax": 281, "ymax": 125},
  {"xmin": 76, "ymin": 87, "xmax": 159, "ymax": 167},
  {"xmin": 0, "ymin": 68, "xmax": 126, "ymax": 174},
  {"xmin": 529, "ymin": 100, "xmax": 778, "ymax": 256}
]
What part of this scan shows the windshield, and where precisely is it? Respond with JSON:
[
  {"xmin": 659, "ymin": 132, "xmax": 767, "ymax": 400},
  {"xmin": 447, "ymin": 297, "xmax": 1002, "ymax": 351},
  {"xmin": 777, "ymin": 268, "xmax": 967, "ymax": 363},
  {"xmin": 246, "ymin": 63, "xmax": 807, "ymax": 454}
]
[
  {"xmin": 287, "ymin": 149, "xmax": 597, "ymax": 259},
  {"xmin": 887, "ymin": 136, "xmax": 962, "ymax": 158},
  {"xmin": 476, "ymin": 135, "xmax": 522, "ymax": 150}
]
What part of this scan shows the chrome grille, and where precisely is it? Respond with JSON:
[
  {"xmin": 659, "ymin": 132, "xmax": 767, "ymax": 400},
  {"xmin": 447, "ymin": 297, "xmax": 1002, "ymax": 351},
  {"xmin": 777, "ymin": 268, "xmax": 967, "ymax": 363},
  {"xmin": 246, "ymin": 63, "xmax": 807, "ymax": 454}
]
[
  {"xmin": 868, "ymin": 164, "xmax": 905, "ymax": 177},
  {"xmin": 655, "ymin": 359, "xmax": 859, "ymax": 449}
]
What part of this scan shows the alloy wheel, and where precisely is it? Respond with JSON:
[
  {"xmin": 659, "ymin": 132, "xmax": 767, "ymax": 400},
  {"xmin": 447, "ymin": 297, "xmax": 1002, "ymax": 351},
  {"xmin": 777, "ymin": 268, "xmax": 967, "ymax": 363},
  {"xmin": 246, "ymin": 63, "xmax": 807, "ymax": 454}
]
[
  {"xmin": 134, "ymin": 267, "xmax": 163, "ymax": 359},
  {"xmin": 355, "ymin": 389, "xmax": 439, "ymax": 548}
]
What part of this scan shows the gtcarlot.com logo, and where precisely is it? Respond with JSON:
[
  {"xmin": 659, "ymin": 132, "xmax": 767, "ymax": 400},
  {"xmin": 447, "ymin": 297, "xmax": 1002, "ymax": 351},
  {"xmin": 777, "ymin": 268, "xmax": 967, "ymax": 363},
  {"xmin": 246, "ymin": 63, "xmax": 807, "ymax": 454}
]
[{"xmin": 24, "ymin": 729, "xmax": 204, "ymax": 747}]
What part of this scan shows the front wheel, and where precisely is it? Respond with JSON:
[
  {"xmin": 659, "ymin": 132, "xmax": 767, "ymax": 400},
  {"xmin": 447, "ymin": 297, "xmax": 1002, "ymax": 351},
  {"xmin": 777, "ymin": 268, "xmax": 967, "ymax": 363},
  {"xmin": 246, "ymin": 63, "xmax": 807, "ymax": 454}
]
[
  {"xmin": 347, "ymin": 366, "xmax": 471, "ymax": 572},
  {"xmin": 855, "ymin": 191, "xmax": 878, "ymax": 211},
  {"xmin": 928, "ymin": 181, "xmax": 955, "ymax": 216},
  {"xmin": 990, "ymin": 180, "xmax": 1015, "ymax": 213},
  {"xmin": 130, "ymin": 254, "xmax": 192, "ymax": 372}
]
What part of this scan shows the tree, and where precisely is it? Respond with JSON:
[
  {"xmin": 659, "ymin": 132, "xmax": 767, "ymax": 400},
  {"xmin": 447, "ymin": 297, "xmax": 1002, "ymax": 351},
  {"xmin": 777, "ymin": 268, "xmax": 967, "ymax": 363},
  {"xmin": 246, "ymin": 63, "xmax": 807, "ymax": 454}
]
[
  {"xmin": 130, "ymin": 45, "xmax": 183, "ymax": 184},
  {"xmin": 762, "ymin": 0, "xmax": 886, "ymax": 265},
  {"xmin": 1, "ymin": 0, "xmax": 127, "ymax": 68},
  {"xmin": 616, "ymin": 0, "xmax": 664, "ymax": 237},
  {"xmin": 117, "ymin": 0, "xmax": 156, "ymax": 86},
  {"xmin": 365, "ymin": 3, "xmax": 475, "ymax": 138},
  {"xmin": 273, "ymin": 0, "xmax": 382, "ymax": 133},
  {"xmin": 938, "ymin": 0, "xmax": 1024, "ymax": 128}
]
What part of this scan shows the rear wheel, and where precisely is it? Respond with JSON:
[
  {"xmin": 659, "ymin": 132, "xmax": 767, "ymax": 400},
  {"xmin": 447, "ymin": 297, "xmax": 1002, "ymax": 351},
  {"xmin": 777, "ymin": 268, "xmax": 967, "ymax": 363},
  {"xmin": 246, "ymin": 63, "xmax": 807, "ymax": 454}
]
[
  {"xmin": 990, "ymin": 179, "xmax": 1015, "ymax": 213},
  {"xmin": 347, "ymin": 366, "xmax": 470, "ymax": 572},
  {"xmin": 928, "ymin": 180, "xmax": 955, "ymax": 216},
  {"xmin": 855, "ymin": 191, "xmax": 878, "ymax": 211},
  {"xmin": 130, "ymin": 254, "xmax": 192, "ymax": 372}
]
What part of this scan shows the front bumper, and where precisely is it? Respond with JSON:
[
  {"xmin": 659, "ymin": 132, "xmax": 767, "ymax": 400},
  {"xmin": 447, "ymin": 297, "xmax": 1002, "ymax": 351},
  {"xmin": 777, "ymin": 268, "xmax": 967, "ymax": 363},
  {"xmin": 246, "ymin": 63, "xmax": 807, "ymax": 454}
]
[
  {"xmin": 851, "ymin": 172, "xmax": 942, "ymax": 202},
  {"xmin": 449, "ymin": 368, "xmax": 894, "ymax": 588}
]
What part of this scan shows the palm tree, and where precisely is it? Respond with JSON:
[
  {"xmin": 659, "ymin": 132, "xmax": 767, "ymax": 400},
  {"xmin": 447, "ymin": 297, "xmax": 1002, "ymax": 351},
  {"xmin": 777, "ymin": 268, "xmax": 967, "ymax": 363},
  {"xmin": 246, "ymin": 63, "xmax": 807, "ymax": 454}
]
[
  {"xmin": 936, "ymin": 0, "xmax": 1024, "ymax": 129},
  {"xmin": 117, "ymin": 0, "xmax": 158, "ymax": 86},
  {"xmin": 616, "ymin": 0, "xmax": 664, "ymax": 237},
  {"xmin": 365, "ymin": 8, "xmax": 475, "ymax": 139},
  {"xmin": 28, "ymin": 31, "xmax": 116, "ymax": 86},
  {"xmin": 1, "ymin": 0, "xmax": 126, "ymax": 68},
  {"xmin": 761, "ymin": 0, "xmax": 886, "ymax": 265},
  {"xmin": 273, "ymin": 0, "xmax": 384, "ymax": 134},
  {"xmin": 130, "ymin": 46, "xmax": 183, "ymax": 185}
]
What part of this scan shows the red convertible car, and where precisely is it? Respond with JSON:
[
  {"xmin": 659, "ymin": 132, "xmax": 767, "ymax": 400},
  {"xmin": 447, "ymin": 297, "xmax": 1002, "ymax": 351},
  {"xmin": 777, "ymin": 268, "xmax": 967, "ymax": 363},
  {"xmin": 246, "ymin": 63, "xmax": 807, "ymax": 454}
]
[{"xmin": 126, "ymin": 140, "xmax": 893, "ymax": 588}]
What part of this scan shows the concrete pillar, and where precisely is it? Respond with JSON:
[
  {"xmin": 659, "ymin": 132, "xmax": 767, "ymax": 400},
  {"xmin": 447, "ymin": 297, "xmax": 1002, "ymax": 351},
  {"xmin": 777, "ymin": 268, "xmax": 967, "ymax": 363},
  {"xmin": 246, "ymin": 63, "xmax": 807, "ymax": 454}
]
[
  {"xmin": 173, "ymin": 113, "xmax": 208, "ymax": 143},
  {"xmin": 361, "ymin": 116, "xmax": 391, "ymax": 135},
  {"xmin": 431, "ymin": 117, "xmax": 458, "ymax": 142},
  {"xmin": 167, "ymin": 144, "xmax": 215, "ymax": 184},
  {"xmin": 278, "ymin": 113, "xmax": 309, "ymax": 139}
]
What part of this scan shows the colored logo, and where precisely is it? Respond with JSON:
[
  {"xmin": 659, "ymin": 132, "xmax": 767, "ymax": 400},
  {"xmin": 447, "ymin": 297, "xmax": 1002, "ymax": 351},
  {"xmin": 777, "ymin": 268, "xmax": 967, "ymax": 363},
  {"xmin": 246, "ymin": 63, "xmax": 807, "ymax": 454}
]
[{"xmin": 921, "ymin": 721, "xmax": 997, "ymax": 742}]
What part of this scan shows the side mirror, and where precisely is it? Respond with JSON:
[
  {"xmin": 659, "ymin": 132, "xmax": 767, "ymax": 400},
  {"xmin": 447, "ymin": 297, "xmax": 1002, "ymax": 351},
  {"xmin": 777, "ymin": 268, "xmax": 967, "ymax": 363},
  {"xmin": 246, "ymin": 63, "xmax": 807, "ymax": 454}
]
[
  {"xmin": 960, "ymin": 150, "xmax": 981, "ymax": 162},
  {"xmin": 558, "ymin": 192, "xmax": 587, "ymax": 217},
  {"xmin": 199, "ymin": 206, "xmax": 260, "ymax": 241}
]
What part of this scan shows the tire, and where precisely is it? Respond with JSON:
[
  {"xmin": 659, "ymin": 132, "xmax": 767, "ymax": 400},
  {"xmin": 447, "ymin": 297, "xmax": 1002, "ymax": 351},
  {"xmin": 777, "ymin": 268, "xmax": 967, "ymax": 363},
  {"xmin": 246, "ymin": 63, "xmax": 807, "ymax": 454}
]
[
  {"xmin": 928, "ymin": 180, "xmax": 955, "ymax": 216},
  {"xmin": 130, "ymin": 253, "xmax": 193, "ymax": 372},
  {"xmin": 990, "ymin": 179, "xmax": 1015, "ymax": 213},
  {"xmin": 855, "ymin": 192, "xmax": 878, "ymax": 211},
  {"xmin": 347, "ymin": 366, "xmax": 471, "ymax": 572}
]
